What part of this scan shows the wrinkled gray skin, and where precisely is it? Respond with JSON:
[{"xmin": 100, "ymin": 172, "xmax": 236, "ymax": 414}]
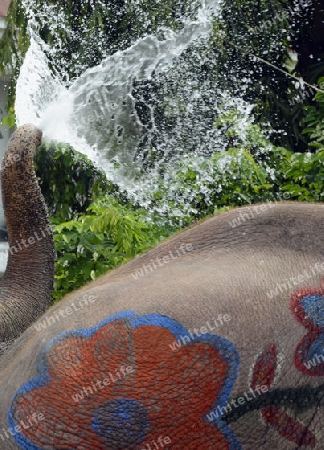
[
  {"xmin": 0, "ymin": 125, "xmax": 324, "ymax": 449},
  {"xmin": 0, "ymin": 124, "xmax": 54, "ymax": 356}
]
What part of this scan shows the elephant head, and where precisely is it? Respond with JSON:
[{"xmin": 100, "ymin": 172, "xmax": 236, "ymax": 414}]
[
  {"xmin": 1, "ymin": 125, "xmax": 324, "ymax": 449},
  {"xmin": 0, "ymin": 124, "xmax": 54, "ymax": 355}
]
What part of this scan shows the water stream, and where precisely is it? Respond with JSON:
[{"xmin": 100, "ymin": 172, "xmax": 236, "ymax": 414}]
[
  {"xmin": 15, "ymin": 0, "xmax": 250, "ymax": 197},
  {"xmin": 17, "ymin": 15, "xmax": 214, "ymax": 179}
]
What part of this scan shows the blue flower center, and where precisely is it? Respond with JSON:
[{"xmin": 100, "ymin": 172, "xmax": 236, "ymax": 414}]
[{"xmin": 92, "ymin": 399, "xmax": 150, "ymax": 447}]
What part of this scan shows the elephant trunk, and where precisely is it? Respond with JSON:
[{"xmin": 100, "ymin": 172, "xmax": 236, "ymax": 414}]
[{"xmin": 0, "ymin": 124, "xmax": 55, "ymax": 353}]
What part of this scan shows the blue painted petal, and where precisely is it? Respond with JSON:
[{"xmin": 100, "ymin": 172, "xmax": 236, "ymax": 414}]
[
  {"xmin": 301, "ymin": 295, "xmax": 324, "ymax": 327},
  {"xmin": 306, "ymin": 334, "xmax": 324, "ymax": 362}
]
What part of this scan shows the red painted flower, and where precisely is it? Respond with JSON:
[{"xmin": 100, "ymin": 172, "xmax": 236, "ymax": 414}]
[{"xmin": 9, "ymin": 311, "xmax": 240, "ymax": 449}]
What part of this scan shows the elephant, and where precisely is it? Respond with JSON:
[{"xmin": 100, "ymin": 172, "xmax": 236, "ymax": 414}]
[{"xmin": 0, "ymin": 124, "xmax": 324, "ymax": 449}]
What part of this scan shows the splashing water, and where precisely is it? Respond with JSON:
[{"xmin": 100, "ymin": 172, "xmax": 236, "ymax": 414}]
[{"xmin": 15, "ymin": 0, "xmax": 256, "ymax": 206}]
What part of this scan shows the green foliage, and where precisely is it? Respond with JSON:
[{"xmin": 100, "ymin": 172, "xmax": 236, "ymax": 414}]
[
  {"xmin": 302, "ymin": 77, "xmax": 324, "ymax": 149},
  {"xmin": 136, "ymin": 104, "xmax": 324, "ymax": 227},
  {"xmin": 270, "ymin": 76, "xmax": 324, "ymax": 201},
  {"xmin": 274, "ymin": 147, "xmax": 324, "ymax": 201},
  {"xmin": 155, "ymin": 149, "xmax": 273, "ymax": 219},
  {"xmin": 210, "ymin": 0, "xmax": 322, "ymax": 152},
  {"xmin": 214, "ymin": 107, "xmax": 274, "ymax": 155},
  {"xmin": 0, "ymin": 0, "xmax": 28, "ymax": 72},
  {"xmin": 0, "ymin": 0, "xmax": 29, "ymax": 113},
  {"xmin": 214, "ymin": 107, "xmax": 324, "ymax": 202},
  {"xmin": 34, "ymin": 141, "xmax": 120, "ymax": 221},
  {"xmin": 52, "ymin": 197, "xmax": 176, "ymax": 301},
  {"xmin": 2, "ymin": 105, "xmax": 15, "ymax": 128}
]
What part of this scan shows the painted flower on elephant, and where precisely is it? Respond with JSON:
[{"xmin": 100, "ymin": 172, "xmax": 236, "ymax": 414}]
[
  {"xmin": 255, "ymin": 285, "xmax": 324, "ymax": 448},
  {"xmin": 9, "ymin": 311, "xmax": 241, "ymax": 449},
  {"xmin": 290, "ymin": 286, "xmax": 324, "ymax": 376}
]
